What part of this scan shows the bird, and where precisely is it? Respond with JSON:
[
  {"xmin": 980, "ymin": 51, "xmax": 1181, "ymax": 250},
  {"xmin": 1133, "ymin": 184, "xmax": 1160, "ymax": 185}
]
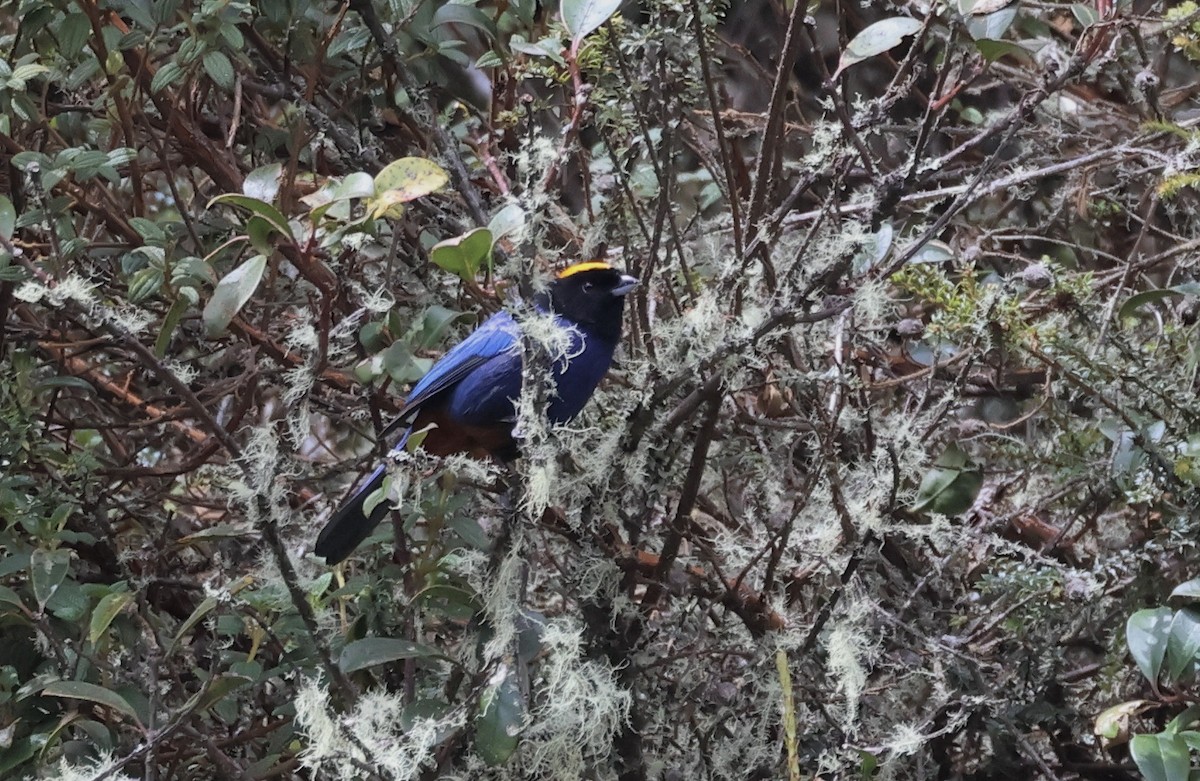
[{"xmin": 314, "ymin": 261, "xmax": 639, "ymax": 564}]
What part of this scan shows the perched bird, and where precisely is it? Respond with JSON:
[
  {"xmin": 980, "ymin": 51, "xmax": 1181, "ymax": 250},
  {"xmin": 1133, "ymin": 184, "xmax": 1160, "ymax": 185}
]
[{"xmin": 315, "ymin": 262, "xmax": 638, "ymax": 564}]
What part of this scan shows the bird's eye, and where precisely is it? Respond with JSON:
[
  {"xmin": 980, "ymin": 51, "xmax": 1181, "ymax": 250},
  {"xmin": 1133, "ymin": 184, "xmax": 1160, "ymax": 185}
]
[{"xmin": 583, "ymin": 281, "xmax": 594, "ymax": 293}]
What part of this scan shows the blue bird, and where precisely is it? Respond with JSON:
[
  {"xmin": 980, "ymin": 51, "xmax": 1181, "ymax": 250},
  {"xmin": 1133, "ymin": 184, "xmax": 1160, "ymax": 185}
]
[{"xmin": 315, "ymin": 262, "xmax": 638, "ymax": 564}]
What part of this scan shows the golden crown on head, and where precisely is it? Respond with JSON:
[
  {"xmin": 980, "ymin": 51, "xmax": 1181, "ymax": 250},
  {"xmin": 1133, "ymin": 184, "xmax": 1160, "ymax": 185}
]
[{"xmin": 556, "ymin": 261, "xmax": 612, "ymax": 279}]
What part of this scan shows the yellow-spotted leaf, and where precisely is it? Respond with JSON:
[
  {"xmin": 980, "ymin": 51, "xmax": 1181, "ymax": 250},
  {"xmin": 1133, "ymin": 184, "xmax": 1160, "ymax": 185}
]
[{"xmin": 371, "ymin": 157, "xmax": 449, "ymax": 217}]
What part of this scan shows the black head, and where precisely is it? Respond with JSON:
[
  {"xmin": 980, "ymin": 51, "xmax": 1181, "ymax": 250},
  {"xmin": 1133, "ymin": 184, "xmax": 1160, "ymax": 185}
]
[{"xmin": 545, "ymin": 262, "xmax": 638, "ymax": 342}]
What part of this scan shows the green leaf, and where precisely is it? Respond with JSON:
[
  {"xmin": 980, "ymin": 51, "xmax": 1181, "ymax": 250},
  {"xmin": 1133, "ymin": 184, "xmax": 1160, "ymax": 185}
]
[
  {"xmin": 1071, "ymin": 2, "xmax": 1098, "ymax": 26},
  {"xmin": 1167, "ymin": 607, "xmax": 1200, "ymax": 682},
  {"xmin": 973, "ymin": 39, "xmax": 1027, "ymax": 62},
  {"xmin": 172, "ymin": 596, "xmax": 219, "ymax": 650},
  {"xmin": 433, "ymin": 4, "xmax": 498, "ymax": 41},
  {"xmin": 0, "ymin": 584, "xmax": 26, "ymax": 613},
  {"xmin": 339, "ymin": 637, "xmax": 450, "ymax": 673},
  {"xmin": 128, "ymin": 217, "xmax": 165, "ymax": 243},
  {"xmin": 243, "ymin": 163, "xmax": 282, "ymax": 203},
  {"xmin": 1128, "ymin": 607, "xmax": 1174, "ymax": 685},
  {"xmin": 41, "ymin": 681, "xmax": 139, "ymax": 722},
  {"xmin": 202, "ymin": 254, "xmax": 267, "ymax": 337},
  {"xmin": 510, "ymin": 35, "xmax": 566, "ymax": 64},
  {"xmin": 35, "ymin": 376, "xmax": 96, "ymax": 394},
  {"xmin": 1119, "ymin": 283, "xmax": 1200, "ymax": 320},
  {"xmin": 155, "ymin": 290, "xmax": 191, "ymax": 357},
  {"xmin": 0, "ymin": 195, "xmax": 14, "ymax": 241},
  {"xmin": 1166, "ymin": 705, "xmax": 1200, "ymax": 735},
  {"xmin": 1172, "ymin": 578, "xmax": 1200, "ymax": 603},
  {"xmin": 0, "ymin": 738, "xmax": 35, "ymax": 775},
  {"xmin": 59, "ymin": 14, "xmax": 92, "ymax": 59},
  {"xmin": 107, "ymin": 147, "xmax": 139, "ymax": 167},
  {"xmin": 88, "ymin": 591, "xmax": 134, "ymax": 645},
  {"xmin": 30, "ymin": 548, "xmax": 71, "ymax": 610},
  {"xmin": 1178, "ymin": 729, "xmax": 1200, "ymax": 753},
  {"xmin": 8, "ymin": 63, "xmax": 49, "ymax": 89},
  {"xmin": 208, "ymin": 193, "xmax": 294, "ymax": 240},
  {"xmin": 430, "ymin": 228, "xmax": 492, "ymax": 281},
  {"xmin": 1130, "ymin": 733, "xmax": 1190, "ymax": 781},
  {"xmin": 330, "ymin": 172, "xmax": 376, "ymax": 202},
  {"xmin": 409, "ymin": 305, "xmax": 468, "ymax": 350},
  {"xmin": 127, "ymin": 265, "xmax": 163, "ymax": 302},
  {"xmin": 182, "ymin": 674, "xmax": 252, "ymax": 713},
  {"xmin": 965, "ymin": 5, "xmax": 1018, "ymax": 40},
  {"xmin": 561, "ymin": 0, "xmax": 622, "ymax": 47},
  {"xmin": 202, "ymin": 50, "xmax": 235, "ymax": 90},
  {"xmin": 475, "ymin": 665, "xmax": 524, "ymax": 766},
  {"xmin": 151, "ymin": 60, "xmax": 185, "ymax": 93},
  {"xmin": 834, "ymin": 18, "xmax": 923, "ymax": 78},
  {"xmin": 361, "ymin": 476, "xmax": 392, "ymax": 521},
  {"xmin": 488, "ymin": 203, "xmax": 526, "ymax": 242},
  {"xmin": 911, "ymin": 444, "xmax": 982, "ymax": 515}
]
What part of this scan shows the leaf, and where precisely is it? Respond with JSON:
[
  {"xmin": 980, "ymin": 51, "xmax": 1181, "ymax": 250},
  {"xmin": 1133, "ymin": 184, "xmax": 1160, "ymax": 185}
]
[
  {"xmin": 176, "ymin": 523, "xmax": 251, "ymax": 544},
  {"xmin": 329, "ymin": 172, "xmax": 376, "ymax": 202},
  {"xmin": 1172, "ymin": 578, "xmax": 1200, "ymax": 603},
  {"xmin": 911, "ymin": 444, "xmax": 982, "ymax": 515},
  {"xmin": 207, "ymin": 193, "xmax": 294, "ymax": 240},
  {"xmin": 488, "ymin": 203, "xmax": 526, "ymax": 242},
  {"xmin": 243, "ymin": 163, "xmax": 282, "ymax": 203},
  {"xmin": 0, "ymin": 738, "xmax": 35, "ymax": 775},
  {"xmin": 30, "ymin": 548, "xmax": 71, "ymax": 610},
  {"xmin": 0, "ymin": 195, "xmax": 14, "ymax": 241},
  {"xmin": 155, "ymin": 292, "xmax": 191, "ymax": 357},
  {"xmin": 35, "ymin": 376, "xmax": 96, "ymax": 394},
  {"xmin": 1119, "ymin": 284, "xmax": 1200, "ymax": 320},
  {"xmin": 202, "ymin": 50, "xmax": 235, "ymax": 90},
  {"xmin": 1093, "ymin": 700, "xmax": 1151, "ymax": 746},
  {"xmin": 172, "ymin": 597, "xmax": 219, "ymax": 650},
  {"xmin": 151, "ymin": 60, "xmax": 185, "ymax": 93},
  {"xmin": 834, "ymin": 18, "xmax": 923, "ymax": 78},
  {"xmin": 966, "ymin": 5, "xmax": 1018, "ymax": 41},
  {"xmin": 59, "ymin": 13, "xmax": 92, "ymax": 58},
  {"xmin": 561, "ymin": 0, "xmax": 622, "ymax": 48},
  {"xmin": 182, "ymin": 674, "xmax": 252, "ymax": 714},
  {"xmin": 9, "ymin": 63, "xmax": 49, "ymax": 88},
  {"xmin": 973, "ymin": 39, "xmax": 1028, "ymax": 63},
  {"xmin": 1127, "ymin": 607, "xmax": 1174, "ymax": 685},
  {"xmin": 1130, "ymin": 733, "xmax": 1190, "ymax": 781},
  {"xmin": 1167, "ymin": 607, "xmax": 1200, "ymax": 682},
  {"xmin": 475, "ymin": 665, "xmax": 524, "ymax": 766},
  {"xmin": 202, "ymin": 254, "xmax": 267, "ymax": 337},
  {"xmin": 339, "ymin": 637, "xmax": 450, "ymax": 673},
  {"xmin": 510, "ymin": 35, "xmax": 566, "ymax": 64},
  {"xmin": 126, "ymin": 266, "xmax": 163, "ymax": 303},
  {"xmin": 430, "ymin": 228, "xmax": 493, "ymax": 281},
  {"xmin": 88, "ymin": 591, "xmax": 133, "ymax": 645},
  {"xmin": 409, "ymin": 306, "xmax": 468, "ymax": 351},
  {"xmin": 1166, "ymin": 705, "xmax": 1200, "ymax": 735},
  {"xmin": 41, "ymin": 681, "xmax": 139, "ymax": 722},
  {"xmin": 107, "ymin": 147, "xmax": 138, "ymax": 167},
  {"xmin": 35, "ymin": 376, "xmax": 95, "ymax": 394},
  {"xmin": 433, "ymin": 4, "xmax": 498, "ymax": 41},
  {"xmin": 0, "ymin": 584, "xmax": 26, "ymax": 613},
  {"xmin": 372, "ymin": 157, "xmax": 449, "ymax": 208},
  {"xmin": 1071, "ymin": 2, "xmax": 1098, "ymax": 26}
]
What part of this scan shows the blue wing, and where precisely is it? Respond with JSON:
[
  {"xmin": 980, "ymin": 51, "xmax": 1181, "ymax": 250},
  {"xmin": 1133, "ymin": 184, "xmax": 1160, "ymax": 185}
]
[{"xmin": 378, "ymin": 310, "xmax": 520, "ymax": 440}]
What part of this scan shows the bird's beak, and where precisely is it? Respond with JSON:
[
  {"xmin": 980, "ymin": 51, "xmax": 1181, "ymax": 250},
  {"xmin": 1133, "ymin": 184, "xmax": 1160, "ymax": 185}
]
[{"xmin": 612, "ymin": 274, "xmax": 639, "ymax": 296}]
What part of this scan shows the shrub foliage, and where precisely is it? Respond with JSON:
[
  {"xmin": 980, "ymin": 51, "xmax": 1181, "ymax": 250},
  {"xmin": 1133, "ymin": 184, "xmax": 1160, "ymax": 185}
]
[{"xmin": 3, "ymin": 0, "xmax": 1200, "ymax": 778}]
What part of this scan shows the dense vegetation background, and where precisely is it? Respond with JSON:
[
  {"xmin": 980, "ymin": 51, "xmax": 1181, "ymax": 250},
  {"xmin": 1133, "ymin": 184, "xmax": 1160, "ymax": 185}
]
[{"xmin": 4, "ymin": 0, "xmax": 1200, "ymax": 778}]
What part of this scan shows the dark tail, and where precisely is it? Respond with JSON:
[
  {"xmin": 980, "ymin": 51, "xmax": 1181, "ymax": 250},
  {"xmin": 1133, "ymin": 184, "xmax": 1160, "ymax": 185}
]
[{"xmin": 314, "ymin": 463, "xmax": 392, "ymax": 564}]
